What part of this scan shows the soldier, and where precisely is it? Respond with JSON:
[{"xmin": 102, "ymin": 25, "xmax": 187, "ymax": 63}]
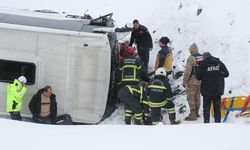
[{"xmin": 183, "ymin": 43, "xmax": 203, "ymax": 121}]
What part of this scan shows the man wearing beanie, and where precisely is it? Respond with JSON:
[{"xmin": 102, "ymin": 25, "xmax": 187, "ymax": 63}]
[
  {"xmin": 155, "ymin": 36, "xmax": 173, "ymax": 75},
  {"xmin": 183, "ymin": 43, "xmax": 203, "ymax": 121},
  {"xmin": 129, "ymin": 19, "xmax": 153, "ymax": 73}
]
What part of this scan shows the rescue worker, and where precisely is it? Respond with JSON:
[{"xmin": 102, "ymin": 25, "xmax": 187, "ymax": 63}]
[
  {"xmin": 29, "ymin": 85, "xmax": 72, "ymax": 125},
  {"xmin": 118, "ymin": 83, "xmax": 150, "ymax": 125},
  {"xmin": 183, "ymin": 43, "xmax": 203, "ymax": 121},
  {"xmin": 196, "ymin": 52, "xmax": 229, "ymax": 123},
  {"xmin": 148, "ymin": 68, "xmax": 180, "ymax": 125},
  {"xmin": 6, "ymin": 76, "xmax": 27, "ymax": 120},
  {"xmin": 129, "ymin": 19, "xmax": 153, "ymax": 73},
  {"xmin": 119, "ymin": 44, "xmax": 149, "ymax": 86},
  {"xmin": 155, "ymin": 37, "xmax": 173, "ymax": 75}
]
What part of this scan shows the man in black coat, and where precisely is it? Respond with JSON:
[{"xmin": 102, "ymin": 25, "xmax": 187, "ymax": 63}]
[
  {"xmin": 129, "ymin": 19, "xmax": 153, "ymax": 73},
  {"xmin": 195, "ymin": 52, "xmax": 229, "ymax": 123},
  {"xmin": 29, "ymin": 85, "xmax": 72, "ymax": 125}
]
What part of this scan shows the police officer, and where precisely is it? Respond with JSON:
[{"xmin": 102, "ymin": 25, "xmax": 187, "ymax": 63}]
[
  {"xmin": 196, "ymin": 52, "xmax": 229, "ymax": 123},
  {"xmin": 118, "ymin": 84, "xmax": 149, "ymax": 125},
  {"xmin": 129, "ymin": 19, "xmax": 153, "ymax": 73},
  {"xmin": 6, "ymin": 76, "xmax": 27, "ymax": 120},
  {"xmin": 148, "ymin": 68, "xmax": 180, "ymax": 125}
]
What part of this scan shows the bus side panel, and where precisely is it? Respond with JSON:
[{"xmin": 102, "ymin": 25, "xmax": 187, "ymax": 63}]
[
  {"xmin": 0, "ymin": 28, "xmax": 40, "ymax": 115},
  {"xmin": 66, "ymin": 35, "xmax": 111, "ymax": 123}
]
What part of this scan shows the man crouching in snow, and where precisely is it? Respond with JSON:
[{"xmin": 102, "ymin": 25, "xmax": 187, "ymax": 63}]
[
  {"xmin": 118, "ymin": 83, "xmax": 150, "ymax": 125},
  {"xmin": 29, "ymin": 85, "xmax": 72, "ymax": 125}
]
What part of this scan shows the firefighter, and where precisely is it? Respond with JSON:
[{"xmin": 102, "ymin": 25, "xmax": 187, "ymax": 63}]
[
  {"xmin": 148, "ymin": 68, "xmax": 180, "ymax": 125},
  {"xmin": 6, "ymin": 76, "xmax": 27, "ymax": 120},
  {"xmin": 118, "ymin": 83, "xmax": 150, "ymax": 125},
  {"xmin": 119, "ymin": 43, "xmax": 149, "ymax": 86}
]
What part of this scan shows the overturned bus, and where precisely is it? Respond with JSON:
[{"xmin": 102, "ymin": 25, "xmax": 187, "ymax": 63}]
[{"xmin": 0, "ymin": 8, "xmax": 130, "ymax": 123}]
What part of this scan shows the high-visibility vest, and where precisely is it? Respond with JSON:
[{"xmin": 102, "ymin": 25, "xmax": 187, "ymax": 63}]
[
  {"xmin": 6, "ymin": 79, "xmax": 27, "ymax": 112},
  {"xmin": 155, "ymin": 52, "xmax": 173, "ymax": 72}
]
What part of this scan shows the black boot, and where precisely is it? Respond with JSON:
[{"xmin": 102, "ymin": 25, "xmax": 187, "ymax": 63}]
[
  {"xmin": 125, "ymin": 116, "xmax": 131, "ymax": 125},
  {"xmin": 169, "ymin": 113, "xmax": 181, "ymax": 125}
]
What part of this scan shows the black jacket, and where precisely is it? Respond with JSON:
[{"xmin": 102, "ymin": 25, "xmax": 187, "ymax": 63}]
[
  {"xmin": 28, "ymin": 89, "xmax": 57, "ymax": 123},
  {"xmin": 119, "ymin": 54, "xmax": 149, "ymax": 85},
  {"xmin": 148, "ymin": 76, "xmax": 173, "ymax": 105},
  {"xmin": 118, "ymin": 84, "xmax": 149, "ymax": 114},
  {"xmin": 129, "ymin": 25, "xmax": 153, "ymax": 49},
  {"xmin": 196, "ymin": 56, "xmax": 229, "ymax": 97}
]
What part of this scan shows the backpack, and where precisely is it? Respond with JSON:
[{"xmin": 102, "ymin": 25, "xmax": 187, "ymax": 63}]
[{"xmin": 191, "ymin": 53, "xmax": 203, "ymax": 75}]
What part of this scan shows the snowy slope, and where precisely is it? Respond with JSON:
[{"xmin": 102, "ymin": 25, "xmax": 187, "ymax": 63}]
[
  {"xmin": 145, "ymin": 0, "xmax": 250, "ymax": 97},
  {"xmin": 100, "ymin": 0, "xmax": 250, "ymax": 124},
  {"xmin": 1, "ymin": 118, "xmax": 250, "ymax": 150}
]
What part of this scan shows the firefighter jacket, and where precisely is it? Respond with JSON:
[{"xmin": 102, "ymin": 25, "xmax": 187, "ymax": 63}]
[
  {"xmin": 119, "ymin": 54, "xmax": 147, "ymax": 85},
  {"xmin": 127, "ymin": 84, "xmax": 149, "ymax": 113},
  {"xmin": 147, "ymin": 77, "xmax": 173, "ymax": 108}
]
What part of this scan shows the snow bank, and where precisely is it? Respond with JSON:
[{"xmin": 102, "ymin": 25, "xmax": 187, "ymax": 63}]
[
  {"xmin": 144, "ymin": 0, "xmax": 250, "ymax": 97},
  {"xmin": 0, "ymin": 118, "xmax": 249, "ymax": 150}
]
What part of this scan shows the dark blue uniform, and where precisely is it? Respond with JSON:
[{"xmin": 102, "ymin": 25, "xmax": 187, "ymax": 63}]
[{"xmin": 196, "ymin": 55, "xmax": 229, "ymax": 123}]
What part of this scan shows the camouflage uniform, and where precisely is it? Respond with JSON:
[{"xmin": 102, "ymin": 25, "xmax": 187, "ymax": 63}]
[{"xmin": 183, "ymin": 43, "xmax": 201, "ymax": 120}]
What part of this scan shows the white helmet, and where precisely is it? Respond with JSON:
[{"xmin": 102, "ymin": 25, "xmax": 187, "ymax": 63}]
[
  {"xmin": 155, "ymin": 68, "xmax": 167, "ymax": 77},
  {"xmin": 18, "ymin": 76, "xmax": 27, "ymax": 84}
]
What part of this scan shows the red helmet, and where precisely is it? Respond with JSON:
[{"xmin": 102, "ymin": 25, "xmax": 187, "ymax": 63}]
[{"xmin": 127, "ymin": 47, "xmax": 137, "ymax": 56}]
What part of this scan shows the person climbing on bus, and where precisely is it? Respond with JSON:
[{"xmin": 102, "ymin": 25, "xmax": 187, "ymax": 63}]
[{"xmin": 119, "ymin": 42, "xmax": 149, "ymax": 86}]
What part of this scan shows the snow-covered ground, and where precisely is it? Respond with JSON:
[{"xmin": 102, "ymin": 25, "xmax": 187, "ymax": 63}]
[
  {"xmin": 1, "ymin": 0, "xmax": 250, "ymax": 149},
  {"xmin": 1, "ymin": 118, "xmax": 250, "ymax": 150}
]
